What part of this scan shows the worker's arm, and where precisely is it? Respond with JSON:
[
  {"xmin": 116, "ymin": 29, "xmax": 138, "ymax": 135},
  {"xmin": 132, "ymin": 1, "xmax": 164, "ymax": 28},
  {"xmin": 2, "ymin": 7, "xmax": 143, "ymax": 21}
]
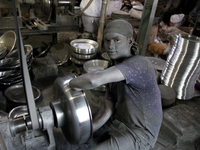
[
  {"xmin": 92, "ymin": 88, "xmax": 114, "ymax": 132},
  {"xmin": 69, "ymin": 66, "xmax": 125, "ymax": 91}
]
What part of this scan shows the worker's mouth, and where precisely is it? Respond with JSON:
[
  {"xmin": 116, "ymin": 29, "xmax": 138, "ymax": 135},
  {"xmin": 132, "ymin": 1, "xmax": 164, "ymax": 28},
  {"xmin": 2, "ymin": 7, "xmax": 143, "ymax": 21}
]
[{"xmin": 107, "ymin": 51, "xmax": 116, "ymax": 54}]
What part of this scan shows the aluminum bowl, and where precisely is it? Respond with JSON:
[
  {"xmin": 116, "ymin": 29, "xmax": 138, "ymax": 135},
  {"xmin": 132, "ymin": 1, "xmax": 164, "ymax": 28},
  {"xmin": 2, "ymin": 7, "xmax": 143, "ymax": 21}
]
[
  {"xmin": 70, "ymin": 39, "xmax": 98, "ymax": 54},
  {"xmin": 0, "ymin": 30, "xmax": 16, "ymax": 55},
  {"xmin": 83, "ymin": 59, "xmax": 109, "ymax": 73},
  {"xmin": 6, "ymin": 44, "xmax": 33, "ymax": 61},
  {"xmin": 4, "ymin": 84, "xmax": 41, "ymax": 104}
]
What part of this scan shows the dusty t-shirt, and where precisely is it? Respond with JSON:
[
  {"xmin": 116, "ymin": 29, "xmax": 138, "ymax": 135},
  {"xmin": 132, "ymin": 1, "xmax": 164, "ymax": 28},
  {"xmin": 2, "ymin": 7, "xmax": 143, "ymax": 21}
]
[{"xmin": 108, "ymin": 55, "xmax": 162, "ymax": 147}]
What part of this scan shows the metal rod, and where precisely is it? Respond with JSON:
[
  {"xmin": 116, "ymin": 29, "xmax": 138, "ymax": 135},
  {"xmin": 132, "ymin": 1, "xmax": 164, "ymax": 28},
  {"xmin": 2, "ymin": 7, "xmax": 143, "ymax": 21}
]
[{"xmin": 12, "ymin": 0, "xmax": 40, "ymax": 130}]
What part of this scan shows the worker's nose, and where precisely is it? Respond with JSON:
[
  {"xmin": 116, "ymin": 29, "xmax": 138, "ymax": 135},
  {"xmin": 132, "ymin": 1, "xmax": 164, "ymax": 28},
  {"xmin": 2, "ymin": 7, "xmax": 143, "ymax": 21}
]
[{"xmin": 108, "ymin": 40, "xmax": 115, "ymax": 50}]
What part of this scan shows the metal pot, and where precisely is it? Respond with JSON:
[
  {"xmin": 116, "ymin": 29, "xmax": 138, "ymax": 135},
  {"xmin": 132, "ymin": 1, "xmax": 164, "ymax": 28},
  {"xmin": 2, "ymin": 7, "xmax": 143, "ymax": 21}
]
[
  {"xmin": 52, "ymin": 73, "xmax": 93, "ymax": 144},
  {"xmin": 70, "ymin": 39, "xmax": 98, "ymax": 54}
]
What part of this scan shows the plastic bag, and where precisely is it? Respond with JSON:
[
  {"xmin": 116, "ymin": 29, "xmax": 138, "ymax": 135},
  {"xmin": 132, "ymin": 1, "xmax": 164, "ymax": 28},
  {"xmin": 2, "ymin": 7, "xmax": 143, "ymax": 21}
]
[{"xmin": 169, "ymin": 14, "xmax": 185, "ymax": 27}]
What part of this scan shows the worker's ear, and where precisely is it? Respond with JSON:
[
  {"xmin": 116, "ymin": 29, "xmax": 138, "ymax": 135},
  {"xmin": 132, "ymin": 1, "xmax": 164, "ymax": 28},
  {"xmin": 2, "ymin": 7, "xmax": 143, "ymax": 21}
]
[{"xmin": 129, "ymin": 37, "xmax": 133, "ymax": 44}]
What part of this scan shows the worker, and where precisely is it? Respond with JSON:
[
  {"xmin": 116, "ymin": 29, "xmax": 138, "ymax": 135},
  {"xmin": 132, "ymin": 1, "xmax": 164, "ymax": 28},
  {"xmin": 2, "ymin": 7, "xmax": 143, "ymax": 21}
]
[{"xmin": 69, "ymin": 19, "xmax": 163, "ymax": 150}]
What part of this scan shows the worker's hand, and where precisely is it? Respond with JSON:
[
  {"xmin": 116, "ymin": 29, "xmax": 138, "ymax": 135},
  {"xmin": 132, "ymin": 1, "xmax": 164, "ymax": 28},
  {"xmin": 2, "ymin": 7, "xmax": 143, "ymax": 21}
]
[
  {"xmin": 70, "ymin": 87, "xmax": 82, "ymax": 91},
  {"xmin": 68, "ymin": 79, "xmax": 82, "ymax": 91}
]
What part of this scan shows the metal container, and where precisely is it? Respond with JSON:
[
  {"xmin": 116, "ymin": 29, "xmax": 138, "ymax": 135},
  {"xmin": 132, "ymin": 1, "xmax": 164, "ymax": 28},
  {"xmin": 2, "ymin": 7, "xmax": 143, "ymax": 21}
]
[
  {"xmin": 83, "ymin": 59, "xmax": 109, "ymax": 73},
  {"xmin": 83, "ymin": 59, "xmax": 109, "ymax": 91},
  {"xmin": 4, "ymin": 84, "xmax": 41, "ymax": 103},
  {"xmin": 53, "ymin": 73, "xmax": 93, "ymax": 144},
  {"xmin": 70, "ymin": 39, "xmax": 98, "ymax": 54},
  {"xmin": 0, "ymin": 30, "xmax": 16, "ymax": 55},
  {"xmin": 47, "ymin": 43, "xmax": 70, "ymax": 66},
  {"xmin": 71, "ymin": 51, "xmax": 97, "ymax": 60},
  {"xmin": 5, "ymin": 44, "xmax": 33, "ymax": 66},
  {"xmin": 70, "ymin": 55, "xmax": 88, "ymax": 65},
  {"xmin": 161, "ymin": 34, "xmax": 200, "ymax": 100}
]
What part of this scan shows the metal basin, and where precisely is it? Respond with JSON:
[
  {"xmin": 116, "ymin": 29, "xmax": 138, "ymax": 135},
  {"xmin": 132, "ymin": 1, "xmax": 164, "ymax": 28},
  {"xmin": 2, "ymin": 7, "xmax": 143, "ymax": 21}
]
[
  {"xmin": 0, "ymin": 30, "xmax": 16, "ymax": 55},
  {"xmin": 83, "ymin": 59, "xmax": 109, "ymax": 73},
  {"xmin": 4, "ymin": 84, "xmax": 41, "ymax": 104},
  {"xmin": 83, "ymin": 59, "xmax": 109, "ymax": 92},
  {"xmin": 70, "ymin": 39, "xmax": 98, "ymax": 54},
  {"xmin": 5, "ymin": 44, "xmax": 33, "ymax": 64}
]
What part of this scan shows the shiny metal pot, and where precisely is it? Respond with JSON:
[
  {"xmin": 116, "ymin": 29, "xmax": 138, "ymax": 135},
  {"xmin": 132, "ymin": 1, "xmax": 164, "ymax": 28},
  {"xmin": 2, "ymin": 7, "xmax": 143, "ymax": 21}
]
[{"xmin": 52, "ymin": 73, "xmax": 93, "ymax": 144}]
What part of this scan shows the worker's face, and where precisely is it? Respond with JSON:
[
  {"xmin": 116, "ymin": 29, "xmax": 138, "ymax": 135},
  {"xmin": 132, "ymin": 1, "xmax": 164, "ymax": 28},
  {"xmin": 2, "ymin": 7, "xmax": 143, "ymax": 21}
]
[{"xmin": 104, "ymin": 33, "xmax": 131, "ymax": 60}]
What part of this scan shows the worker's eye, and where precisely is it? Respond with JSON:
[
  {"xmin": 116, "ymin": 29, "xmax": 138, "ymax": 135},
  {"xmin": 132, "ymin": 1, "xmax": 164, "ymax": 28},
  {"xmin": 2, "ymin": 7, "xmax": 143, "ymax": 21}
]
[
  {"xmin": 114, "ymin": 39, "xmax": 120, "ymax": 42},
  {"xmin": 105, "ymin": 39, "xmax": 110, "ymax": 43}
]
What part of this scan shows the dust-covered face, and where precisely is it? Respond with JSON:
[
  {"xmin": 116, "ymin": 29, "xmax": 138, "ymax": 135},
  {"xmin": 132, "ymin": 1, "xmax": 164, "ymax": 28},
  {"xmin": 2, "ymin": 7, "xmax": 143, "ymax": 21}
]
[{"xmin": 104, "ymin": 32, "xmax": 132, "ymax": 60}]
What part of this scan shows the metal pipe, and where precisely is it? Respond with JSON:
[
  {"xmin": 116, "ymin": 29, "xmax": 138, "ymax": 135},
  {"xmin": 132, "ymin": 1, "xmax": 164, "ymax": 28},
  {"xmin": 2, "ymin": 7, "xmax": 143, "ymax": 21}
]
[{"xmin": 97, "ymin": 0, "xmax": 108, "ymax": 55}]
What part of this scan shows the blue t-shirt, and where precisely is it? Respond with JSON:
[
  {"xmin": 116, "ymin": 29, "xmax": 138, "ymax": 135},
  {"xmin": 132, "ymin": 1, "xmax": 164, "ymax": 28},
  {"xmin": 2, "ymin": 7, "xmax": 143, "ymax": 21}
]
[{"xmin": 108, "ymin": 55, "xmax": 162, "ymax": 147}]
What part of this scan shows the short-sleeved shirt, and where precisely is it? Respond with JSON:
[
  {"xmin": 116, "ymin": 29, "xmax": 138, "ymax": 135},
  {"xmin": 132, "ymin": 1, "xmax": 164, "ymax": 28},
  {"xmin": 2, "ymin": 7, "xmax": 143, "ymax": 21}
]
[{"xmin": 108, "ymin": 55, "xmax": 163, "ymax": 147}]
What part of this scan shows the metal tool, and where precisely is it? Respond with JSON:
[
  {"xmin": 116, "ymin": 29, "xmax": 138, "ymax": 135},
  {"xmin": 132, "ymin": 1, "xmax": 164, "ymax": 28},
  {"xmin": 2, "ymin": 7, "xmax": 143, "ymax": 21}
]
[{"xmin": 32, "ymin": 18, "xmax": 48, "ymax": 30}]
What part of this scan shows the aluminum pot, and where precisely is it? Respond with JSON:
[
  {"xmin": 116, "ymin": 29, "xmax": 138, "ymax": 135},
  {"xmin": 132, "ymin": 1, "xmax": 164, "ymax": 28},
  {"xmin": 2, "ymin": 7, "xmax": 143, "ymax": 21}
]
[
  {"xmin": 70, "ymin": 39, "xmax": 98, "ymax": 54},
  {"xmin": 52, "ymin": 73, "xmax": 93, "ymax": 144}
]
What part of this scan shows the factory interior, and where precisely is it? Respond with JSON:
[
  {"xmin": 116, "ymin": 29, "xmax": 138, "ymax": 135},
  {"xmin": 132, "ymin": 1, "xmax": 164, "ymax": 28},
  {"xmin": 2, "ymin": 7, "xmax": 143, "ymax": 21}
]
[{"xmin": 0, "ymin": 0, "xmax": 200, "ymax": 149}]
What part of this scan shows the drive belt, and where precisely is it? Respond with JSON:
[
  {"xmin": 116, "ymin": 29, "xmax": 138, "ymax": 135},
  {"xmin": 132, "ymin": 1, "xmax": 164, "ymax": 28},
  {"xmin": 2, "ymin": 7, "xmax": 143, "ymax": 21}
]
[{"xmin": 12, "ymin": 0, "xmax": 40, "ymax": 130}]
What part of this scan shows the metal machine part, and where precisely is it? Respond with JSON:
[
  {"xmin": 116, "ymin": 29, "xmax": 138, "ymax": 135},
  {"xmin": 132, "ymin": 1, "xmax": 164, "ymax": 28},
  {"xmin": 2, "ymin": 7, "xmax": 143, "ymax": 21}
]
[
  {"xmin": 52, "ymin": 73, "xmax": 93, "ymax": 144},
  {"xmin": 1, "ymin": 73, "xmax": 92, "ymax": 149},
  {"xmin": 41, "ymin": 0, "xmax": 77, "ymax": 24},
  {"xmin": 18, "ymin": 0, "xmax": 36, "ymax": 5},
  {"xmin": 8, "ymin": 105, "xmax": 56, "ymax": 150},
  {"xmin": 0, "ymin": 0, "xmax": 79, "ymax": 33}
]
